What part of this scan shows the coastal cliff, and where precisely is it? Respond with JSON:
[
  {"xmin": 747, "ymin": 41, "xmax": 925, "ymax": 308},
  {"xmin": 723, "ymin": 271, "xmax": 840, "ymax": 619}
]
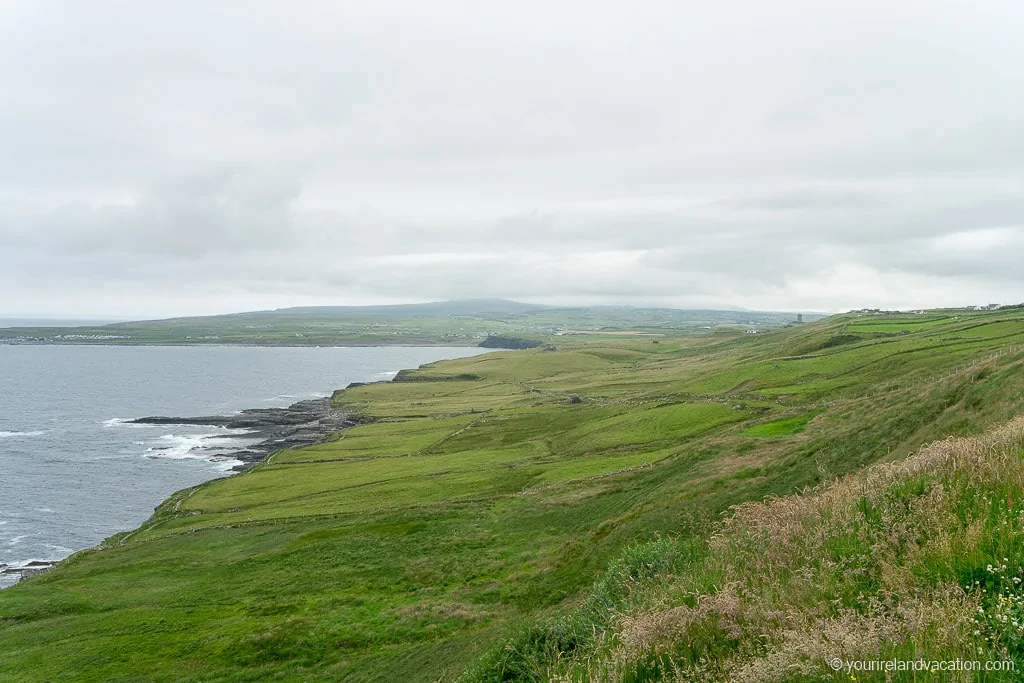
[{"xmin": 131, "ymin": 397, "xmax": 362, "ymax": 470}]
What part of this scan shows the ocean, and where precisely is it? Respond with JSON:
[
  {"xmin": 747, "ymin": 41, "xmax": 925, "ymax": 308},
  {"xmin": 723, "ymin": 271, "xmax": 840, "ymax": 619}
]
[{"xmin": 0, "ymin": 344, "xmax": 487, "ymax": 587}]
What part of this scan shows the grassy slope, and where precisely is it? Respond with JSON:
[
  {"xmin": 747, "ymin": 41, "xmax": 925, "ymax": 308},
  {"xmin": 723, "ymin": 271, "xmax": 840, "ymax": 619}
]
[
  {"xmin": 527, "ymin": 421, "xmax": 1024, "ymax": 682},
  {"xmin": 0, "ymin": 306, "xmax": 809, "ymax": 347},
  {"xmin": 1, "ymin": 309, "xmax": 1023, "ymax": 681}
]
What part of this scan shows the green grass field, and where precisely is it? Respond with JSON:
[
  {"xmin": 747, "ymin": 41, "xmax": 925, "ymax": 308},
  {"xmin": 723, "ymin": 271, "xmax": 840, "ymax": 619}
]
[
  {"xmin": 2, "ymin": 307, "xmax": 1024, "ymax": 681},
  {"xmin": 742, "ymin": 409, "xmax": 822, "ymax": 437},
  {"xmin": 0, "ymin": 301, "xmax": 811, "ymax": 347},
  {"xmin": 494, "ymin": 419, "xmax": 1024, "ymax": 681}
]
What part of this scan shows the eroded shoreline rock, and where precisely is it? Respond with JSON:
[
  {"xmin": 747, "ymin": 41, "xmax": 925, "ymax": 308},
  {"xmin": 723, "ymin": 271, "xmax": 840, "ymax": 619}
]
[
  {"xmin": 130, "ymin": 397, "xmax": 362, "ymax": 471},
  {"xmin": 1, "ymin": 560, "xmax": 56, "ymax": 581}
]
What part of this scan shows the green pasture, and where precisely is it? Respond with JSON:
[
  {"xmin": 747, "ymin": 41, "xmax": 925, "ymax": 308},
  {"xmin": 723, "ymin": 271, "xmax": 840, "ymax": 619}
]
[{"xmin": 3, "ymin": 307, "xmax": 1024, "ymax": 681}]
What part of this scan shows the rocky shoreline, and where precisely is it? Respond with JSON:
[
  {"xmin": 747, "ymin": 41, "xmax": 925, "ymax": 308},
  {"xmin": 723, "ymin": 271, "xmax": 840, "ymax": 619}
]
[
  {"xmin": 0, "ymin": 560, "xmax": 57, "ymax": 579},
  {"xmin": 131, "ymin": 395, "xmax": 363, "ymax": 471},
  {"xmin": 2, "ymin": 394, "xmax": 366, "ymax": 587}
]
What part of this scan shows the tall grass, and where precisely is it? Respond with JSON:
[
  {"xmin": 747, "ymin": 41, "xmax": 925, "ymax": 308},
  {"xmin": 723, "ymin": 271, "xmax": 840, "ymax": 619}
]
[
  {"xmin": 5, "ymin": 309, "xmax": 1024, "ymax": 681},
  {"xmin": 498, "ymin": 418, "xmax": 1024, "ymax": 681}
]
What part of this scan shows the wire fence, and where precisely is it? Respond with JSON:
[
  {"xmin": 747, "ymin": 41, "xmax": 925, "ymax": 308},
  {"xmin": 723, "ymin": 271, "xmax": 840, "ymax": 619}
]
[{"xmin": 866, "ymin": 344, "xmax": 1024, "ymax": 396}]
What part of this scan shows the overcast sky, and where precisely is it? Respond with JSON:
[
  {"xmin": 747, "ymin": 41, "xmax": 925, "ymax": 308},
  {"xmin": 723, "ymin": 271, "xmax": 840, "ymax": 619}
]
[{"xmin": 2, "ymin": 0, "xmax": 1023, "ymax": 317}]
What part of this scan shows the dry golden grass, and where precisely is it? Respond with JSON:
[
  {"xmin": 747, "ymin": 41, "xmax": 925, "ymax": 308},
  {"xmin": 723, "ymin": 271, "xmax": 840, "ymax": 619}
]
[{"xmin": 557, "ymin": 417, "xmax": 1024, "ymax": 681}]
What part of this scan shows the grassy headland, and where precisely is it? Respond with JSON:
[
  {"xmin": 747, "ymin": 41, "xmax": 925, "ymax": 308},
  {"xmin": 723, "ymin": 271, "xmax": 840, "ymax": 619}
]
[
  {"xmin": 0, "ymin": 299, "xmax": 810, "ymax": 347},
  {"xmin": 1, "ymin": 307, "xmax": 1023, "ymax": 681},
  {"xmin": 485, "ymin": 419, "xmax": 1024, "ymax": 681}
]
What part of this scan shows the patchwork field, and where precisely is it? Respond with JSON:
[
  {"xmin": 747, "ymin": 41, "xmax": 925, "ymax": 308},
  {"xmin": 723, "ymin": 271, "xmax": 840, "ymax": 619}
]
[
  {"xmin": 0, "ymin": 301, "xmax": 811, "ymax": 347},
  {"xmin": 2, "ymin": 307, "xmax": 1024, "ymax": 681}
]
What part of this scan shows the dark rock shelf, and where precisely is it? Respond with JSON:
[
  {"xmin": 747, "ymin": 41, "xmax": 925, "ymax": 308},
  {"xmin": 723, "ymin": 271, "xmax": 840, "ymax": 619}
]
[{"xmin": 131, "ymin": 398, "xmax": 361, "ymax": 470}]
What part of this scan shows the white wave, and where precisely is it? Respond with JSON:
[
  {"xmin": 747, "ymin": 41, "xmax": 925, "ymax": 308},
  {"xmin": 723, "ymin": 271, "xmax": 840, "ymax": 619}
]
[
  {"xmin": 6, "ymin": 557, "xmax": 58, "ymax": 569},
  {"xmin": 376, "ymin": 370, "xmax": 400, "ymax": 377},
  {"xmin": 0, "ymin": 430, "xmax": 44, "ymax": 438},
  {"xmin": 146, "ymin": 434, "xmax": 216, "ymax": 459},
  {"xmin": 143, "ymin": 433, "xmax": 249, "ymax": 464},
  {"xmin": 101, "ymin": 418, "xmax": 144, "ymax": 428},
  {"xmin": 35, "ymin": 508, "xmax": 54, "ymax": 513},
  {"xmin": 211, "ymin": 457, "xmax": 245, "ymax": 471},
  {"xmin": 7, "ymin": 534, "xmax": 33, "ymax": 546},
  {"xmin": 261, "ymin": 394, "xmax": 299, "ymax": 402}
]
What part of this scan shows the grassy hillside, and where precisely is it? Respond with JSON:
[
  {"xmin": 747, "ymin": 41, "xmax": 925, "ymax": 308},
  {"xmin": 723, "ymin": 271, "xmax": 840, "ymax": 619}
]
[
  {"xmin": 494, "ymin": 420, "xmax": 1024, "ymax": 682},
  {"xmin": 1, "ymin": 308, "xmax": 1023, "ymax": 681},
  {"xmin": 0, "ymin": 300, "xmax": 810, "ymax": 346}
]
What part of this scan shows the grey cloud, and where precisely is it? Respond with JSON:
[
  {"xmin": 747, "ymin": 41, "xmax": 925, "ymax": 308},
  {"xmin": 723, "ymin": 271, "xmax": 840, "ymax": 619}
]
[
  {"xmin": 22, "ymin": 168, "xmax": 302, "ymax": 258},
  {"xmin": 3, "ymin": 0, "xmax": 1024, "ymax": 316},
  {"xmin": 715, "ymin": 188, "xmax": 891, "ymax": 212},
  {"xmin": 861, "ymin": 228, "xmax": 1024, "ymax": 281}
]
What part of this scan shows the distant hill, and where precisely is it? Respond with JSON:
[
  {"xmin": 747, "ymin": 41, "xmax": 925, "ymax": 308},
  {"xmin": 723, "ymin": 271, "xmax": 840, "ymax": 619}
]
[
  {"xmin": 5, "ymin": 306, "xmax": 1024, "ymax": 680},
  {"xmin": 0, "ymin": 300, "xmax": 822, "ymax": 347},
  {"xmin": 252, "ymin": 299, "xmax": 553, "ymax": 318}
]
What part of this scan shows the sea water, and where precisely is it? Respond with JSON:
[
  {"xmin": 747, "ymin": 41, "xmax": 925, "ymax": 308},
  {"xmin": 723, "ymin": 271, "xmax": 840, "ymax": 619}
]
[{"xmin": 0, "ymin": 344, "xmax": 487, "ymax": 587}]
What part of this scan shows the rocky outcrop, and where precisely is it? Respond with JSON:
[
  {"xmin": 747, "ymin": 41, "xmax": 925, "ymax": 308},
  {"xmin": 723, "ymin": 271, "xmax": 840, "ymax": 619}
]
[
  {"xmin": 1, "ymin": 560, "xmax": 56, "ymax": 581},
  {"xmin": 392, "ymin": 370, "xmax": 481, "ymax": 382},
  {"xmin": 131, "ymin": 398, "xmax": 362, "ymax": 470},
  {"xmin": 479, "ymin": 336, "xmax": 543, "ymax": 350}
]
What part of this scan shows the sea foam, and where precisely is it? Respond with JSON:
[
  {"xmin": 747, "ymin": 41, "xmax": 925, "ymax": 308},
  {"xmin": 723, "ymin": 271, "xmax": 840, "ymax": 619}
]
[
  {"xmin": 101, "ymin": 418, "xmax": 144, "ymax": 428},
  {"xmin": 143, "ymin": 433, "xmax": 248, "ymax": 470}
]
